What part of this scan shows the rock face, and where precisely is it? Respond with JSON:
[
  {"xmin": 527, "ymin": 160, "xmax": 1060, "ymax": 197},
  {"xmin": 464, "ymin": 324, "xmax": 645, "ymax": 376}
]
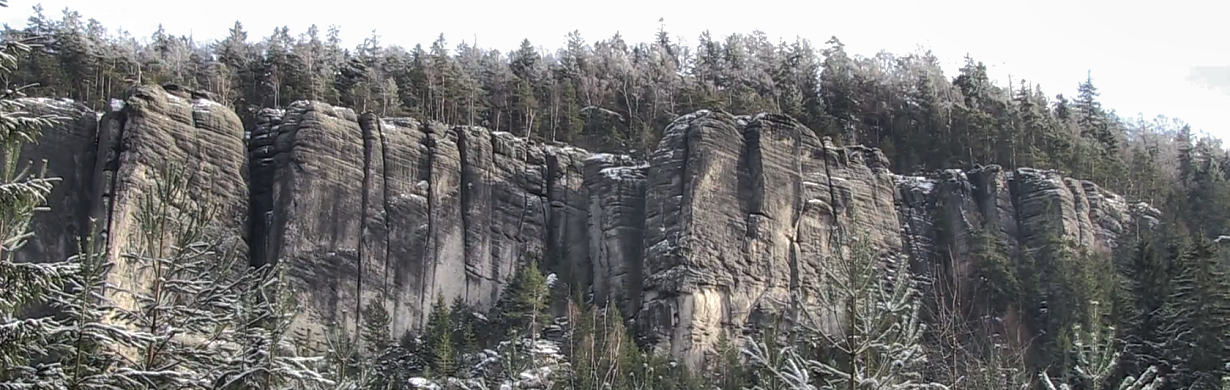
[
  {"xmin": 247, "ymin": 102, "xmax": 591, "ymax": 339},
  {"xmin": 6, "ymin": 86, "xmax": 248, "ymax": 316},
  {"xmin": 98, "ymin": 85, "xmax": 250, "ymax": 312},
  {"xmin": 10, "ymin": 89, "xmax": 1160, "ymax": 369},
  {"xmin": 10, "ymin": 98, "xmax": 99, "ymax": 266},
  {"xmin": 601, "ymin": 111, "xmax": 1160, "ymax": 368}
]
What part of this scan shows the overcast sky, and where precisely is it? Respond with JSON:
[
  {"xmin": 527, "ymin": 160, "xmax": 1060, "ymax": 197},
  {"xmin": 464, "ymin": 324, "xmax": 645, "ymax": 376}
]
[{"xmin": 4, "ymin": 0, "xmax": 1227, "ymax": 139}]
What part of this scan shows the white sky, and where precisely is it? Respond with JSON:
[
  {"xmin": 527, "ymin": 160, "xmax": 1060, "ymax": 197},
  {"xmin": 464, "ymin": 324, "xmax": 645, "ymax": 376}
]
[{"xmin": 4, "ymin": 0, "xmax": 1228, "ymax": 138}]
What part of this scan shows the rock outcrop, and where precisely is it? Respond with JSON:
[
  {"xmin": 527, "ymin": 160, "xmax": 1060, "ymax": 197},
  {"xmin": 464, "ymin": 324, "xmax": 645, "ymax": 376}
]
[
  {"xmin": 98, "ymin": 85, "xmax": 249, "ymax": 312},
  {"xmin": 7, "ymin": 86, "xmax": 249, "ymax": 317},
  {"xmin": 10, "ymin": 98, "xmax": 99, "ymax": 266},
  {"xmin": 247, "ymin": 102, "xmax": 591, "ymax": 339},
  {"xmin": 9, "ymin": 88, "xmax": 1160, "ymax": 369}
]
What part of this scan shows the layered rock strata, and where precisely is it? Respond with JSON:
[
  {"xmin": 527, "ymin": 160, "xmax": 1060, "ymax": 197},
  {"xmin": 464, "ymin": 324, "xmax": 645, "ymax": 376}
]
[
  {"xmin": 9, "ymin": 89, "xmax": 1160, "ymax": 367},
  {"xmin": 246, "ymin": 103, "xmax": 591, "ymax": 338}
]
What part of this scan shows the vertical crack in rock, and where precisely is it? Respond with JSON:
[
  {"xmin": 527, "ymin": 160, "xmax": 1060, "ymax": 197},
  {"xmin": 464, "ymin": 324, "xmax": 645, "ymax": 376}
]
[
  {"xmin": 819, "ymin": 137, "xmax": 841, "ymax": 226},
  {"xmin": 418, "ymin": 126, "xmax": 440, "ymax": 328},
  {"xmin": 94, "ymin": 100, "xmax": 127, "ymax": 254},
  {"xmin": 425, "ymin": 122, "xmax": 465, "ymax": 322},
  {"xmin": 357, "ymin": 115, "xmax": 375, "ymax": 330},
  {"xmin": 457, "ymin": 126, "xmax": 489, "ymax": 304},
  {"xmin": 786, "ymin": 117, "xmax": 805, "ymax": 318},
  {"xmin": 374, "ymin": 117, "xmax": 395, "ymax": 303},
  {"xmin": 544, "ymin": 151, "xmax": 561, "ymax": 276},
  {"xmin": 357, "ymin": 113, "xmax": 393, "ymax": 333},
  {"xmin": 246, "ymin": 108, "xmax": 284, "ymax": 268}
]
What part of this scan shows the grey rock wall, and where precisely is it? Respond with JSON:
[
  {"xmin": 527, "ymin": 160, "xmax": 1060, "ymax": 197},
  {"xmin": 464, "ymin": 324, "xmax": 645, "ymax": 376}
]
[{"xmin": 9, "ymin": 91, "xmax": 1160, "ymax": 369}]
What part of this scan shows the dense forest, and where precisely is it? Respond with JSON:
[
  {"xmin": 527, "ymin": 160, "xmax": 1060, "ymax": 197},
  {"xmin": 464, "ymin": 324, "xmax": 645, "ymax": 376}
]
[{"xmin": 2, "ymin": 2, "xmax": 1229, "ymax": 389}]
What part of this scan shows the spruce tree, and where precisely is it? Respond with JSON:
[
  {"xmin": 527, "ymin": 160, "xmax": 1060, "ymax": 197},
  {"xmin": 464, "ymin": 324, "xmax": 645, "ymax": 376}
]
[
  {"xmin": 448, "ymin": 295, "xmax": 477, "ymax": 356},
  {"xmin": 1114, "ymin": 239, "xmax": 1174, "ymax": 384},
  {"xmin": 1160, "ymin": 238, "xmax": 1230, "ymax": 388},
  {"xmin": 423, "ymin": 293, "xmax": 456, "ymax": 377},
  {"xmin": 359, "ymin": 298, "xmax": 392, "ymax": 356},
  {"xmin": 0, "ymin": 28, "xmax": 80, "ymax": 386},
  {"xmin": 111, "ymin": 162, "xmax": 250, "ymax": 388},
  {"xmin": 51, "ymin": 222, "xmax": 150, "ymax": 389},
  {"xmin": 743, "ymin": 222, "xmax": 945, "ymax": 389},
  {"xmin": 216, "ymin": 263, "xmax": 333, "ymax": 390},
  {"xmin": 500, "ymin": 259, "xmax": 551, "ymax": 337}
]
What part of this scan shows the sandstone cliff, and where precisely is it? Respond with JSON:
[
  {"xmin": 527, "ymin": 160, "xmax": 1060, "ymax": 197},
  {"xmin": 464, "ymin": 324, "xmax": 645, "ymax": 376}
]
[
  {"xmin": 247, "ymin": 102, "xmax": 591, "ymax": 338},
  {"xmin": 8, "ymin": 86, "xmax": 1161, "ymax": 368}
]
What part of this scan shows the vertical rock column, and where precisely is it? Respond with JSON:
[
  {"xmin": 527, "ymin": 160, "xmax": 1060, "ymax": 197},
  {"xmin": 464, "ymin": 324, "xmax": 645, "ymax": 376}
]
[
  {"xmin": 99, "ymin": 85, "xmax": 248, "ymax": 317},
  {"xmin": 366, "ymin": 117, "xmax": 434, "ymax": 335},
  {"xmin": 258, "ymin": 101, "xmax": 372, "ymax": 338},
  {"xmin": 638, "ymin": 110, "xmax": 748, "ymax": 367},
  {"xmin": 583, "ymin": 153, "xmax": 648, "ymax": 316},
  {"xmin": 543, "ymin": 145, "xmax": 592, "ymax": 296}
]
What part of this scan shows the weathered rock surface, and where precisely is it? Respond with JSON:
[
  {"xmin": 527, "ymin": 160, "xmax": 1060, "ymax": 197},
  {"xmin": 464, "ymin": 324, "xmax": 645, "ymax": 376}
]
[
  {"xmin": 10, "ymin": 89, "xmax": 1160, "ymax": 369},
  {"xmin": 98, "ymin": 85, "xmax": 249, "ymax": 312},
  {"xmin": 248, "ymin": 102, "xmax": 592, "ymax": 340},
  {"xmin": 10, "ymin": 98, "xmax": 99, "ymax": 266},
  {"xmin": 584, "ymin": 153, "xmax": 648, "ymax": 316}
]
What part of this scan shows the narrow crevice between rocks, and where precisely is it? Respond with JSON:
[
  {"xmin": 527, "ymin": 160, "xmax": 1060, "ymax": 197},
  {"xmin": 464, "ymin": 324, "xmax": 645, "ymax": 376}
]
[
  {"xmin": 787, "ymin": 119, "xmax": 804, "ymax": 313},
  {"xmin": 819, "ymin": 137, "xmax": 841, "ymax": 232},
  {"xmin": 245, "ymin": 108, "xmax": 285, "ymax": 269},
  {"xmin": 355, "ymin": 115, "xmax": 375, "ymax": 331},
  {"xmin": 543, "ymin": 151, "xmax": 563, "ymax": 283},
  {"xmin": 375, "ymin": 118, "xmax": 395, "ymax": 304},
  {"xmin": 94, "ymin": 104, "xmax": 128, "ymax": 252},
  {"xmin": 737, "ymin": 118, "xmax": 774, "ymax": 332},
  {"xmin": 515, "ymin": 133, "xmax": 533, "ymax": 275},
  {"xmin": 418, "ymin": 128, "xmax": 439, "ymax": 326}
]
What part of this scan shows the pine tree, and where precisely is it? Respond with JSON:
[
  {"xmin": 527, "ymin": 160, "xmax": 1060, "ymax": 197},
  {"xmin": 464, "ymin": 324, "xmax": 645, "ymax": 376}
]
[
  {"xmin": 1160, "ymin": 238, "xmax": 1230, "ymax": 388},
  {"xmin": 0, "ymin": 30, "xmax": 80, "ymax": 386},
  {"xmin": 423, "ymin": 293, "xmax": 456, "ymax": 377},
  {"xmin": 111, "ymin": 161, "xmax": 250, "ymax": 388},
  {"xmin": 743, "ymin": 222, "xmax": 946, "ymax": 389}
]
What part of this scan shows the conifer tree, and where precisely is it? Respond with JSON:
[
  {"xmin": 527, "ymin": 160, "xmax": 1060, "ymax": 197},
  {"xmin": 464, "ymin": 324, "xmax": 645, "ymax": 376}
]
[
  {"xmin": 500, "ymin": 259, "xmax": 551, "ymax": 336},
  {"xmin": 359, "ymin": 298, "xmax": 392, "ymax": 356},
  {"xmin": 448, "ymin": 295, "xmax": 477, "ymax": 356},
  {"xmin": 423, "ymin": 293, "xmax": 456, "ymax": 377},
  {"xmin": 111, "ymin": 162, "xmax": 250, "ymax": 388},
  {"xmin": 50, "ymin": 222, "xmax": 150, "ymax": 389},
  {"xmin": 1160, "ymin": 238, "xmax": 1230, "ymax": 388},
  {"xmin": 743, "ymin": 222, "xmax": 945, "ymax": 389},
  {"xmin": 0, "ymin": 27, "xmax": 80, "ymax": 386},
  {"xmin": 216, "ymin": 263, "xmax": 333, "ymax": 390},
  {"xmin": 1114, "ymin": 239, "xmax": 1174, "ymax": 384}
]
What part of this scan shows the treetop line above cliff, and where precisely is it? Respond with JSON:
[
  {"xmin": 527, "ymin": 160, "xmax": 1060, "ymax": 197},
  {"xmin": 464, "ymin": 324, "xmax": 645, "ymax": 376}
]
[{"xmin": 3, "ymin": 4, "xmax": 1221, "ymax": 200}]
